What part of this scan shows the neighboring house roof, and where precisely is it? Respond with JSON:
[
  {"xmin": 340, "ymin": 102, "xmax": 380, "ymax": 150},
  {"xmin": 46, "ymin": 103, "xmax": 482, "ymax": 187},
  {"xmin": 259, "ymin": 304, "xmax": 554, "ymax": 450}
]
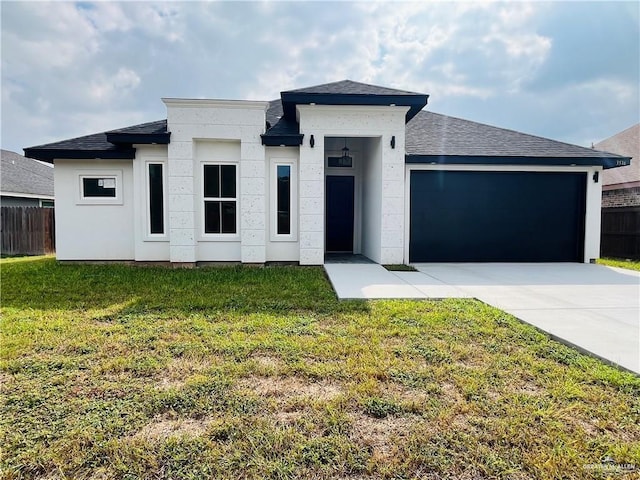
[
  {"xmin": 594, "ymin": 124, "xmax": 639, "ymax": 189},
  {"xmin": 1, "ymin": 149, "xmax": 54, "ymax": 199},
  {"xmin": 22, "ymin": 80, "xmax": 630, "ymax": 170}
]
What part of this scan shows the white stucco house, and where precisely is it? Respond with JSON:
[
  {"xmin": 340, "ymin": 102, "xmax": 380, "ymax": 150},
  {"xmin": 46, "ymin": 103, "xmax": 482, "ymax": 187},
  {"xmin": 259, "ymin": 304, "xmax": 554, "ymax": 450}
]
[{"xmin": 24, "ymin": 80, "xmax": 629, "ymax": 265}]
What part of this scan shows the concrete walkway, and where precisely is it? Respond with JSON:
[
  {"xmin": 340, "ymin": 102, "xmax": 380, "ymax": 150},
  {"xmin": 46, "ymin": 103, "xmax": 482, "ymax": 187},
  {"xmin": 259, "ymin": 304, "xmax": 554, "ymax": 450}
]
[{"xmin": 324, "ymin": 262, "xmax": 640, "ymax": 374}]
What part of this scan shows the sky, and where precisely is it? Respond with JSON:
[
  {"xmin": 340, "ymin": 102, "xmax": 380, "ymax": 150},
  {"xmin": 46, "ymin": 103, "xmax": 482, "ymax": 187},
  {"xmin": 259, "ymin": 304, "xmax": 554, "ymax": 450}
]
[{"xmin": 1, "ymin": 1, "xmax": 639, "ymax": 154}]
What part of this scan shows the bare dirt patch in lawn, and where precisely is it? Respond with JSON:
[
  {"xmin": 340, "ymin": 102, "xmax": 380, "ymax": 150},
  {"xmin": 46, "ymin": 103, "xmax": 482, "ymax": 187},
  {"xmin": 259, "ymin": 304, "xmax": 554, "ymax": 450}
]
[
  {"xmin": 273, "ymin": 410, "xmax": 306, "ymax": 426},
  {"xmin": 0, "ymin": 371, "xmax": 15, "ymax": 388},
  {"xmin": 250, "ymin": 353, "xmax": 285, "ymax": 371},
  {"xmin": 156, "ymin": 356, "xmax": 220, "ymax": 390},
  {"xmin": 512, "ymin": 382, "xmax": 544, "ymax": 396},
  {"xmin": 133, "ymin": 414, "xmax": 212, "ymax": 441},
  {"xmin": 440, "ymin": 382, "xmax": 465, "ymax": 404},
  {"xmin": 381, "ymin": 381, "xmax": 432, "ymax": 404},
  {"xmin": 237, "ymin": 375, "xmax": 345, "ymax": 401},
  {"xmin": 349, "ymin": 413, "xmax": 416, "ymax": 462}
]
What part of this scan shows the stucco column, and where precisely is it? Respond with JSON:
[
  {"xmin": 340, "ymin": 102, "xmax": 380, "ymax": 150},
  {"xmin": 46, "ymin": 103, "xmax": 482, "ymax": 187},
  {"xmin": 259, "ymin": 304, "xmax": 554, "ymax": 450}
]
[
  {"xmin": 380, "ymin": 131, "xmax": 406, "ymax": 264},
  {"xmin": 298, "ymin": 135, "xmax": 325, "ymax": 265},
  {"xmin": 240, "ymin": 140, "xmax": 267, "ymax": 263},
  {"xmin": 167, "ymin": 141, "xmax": 196, "ymax": 265}
]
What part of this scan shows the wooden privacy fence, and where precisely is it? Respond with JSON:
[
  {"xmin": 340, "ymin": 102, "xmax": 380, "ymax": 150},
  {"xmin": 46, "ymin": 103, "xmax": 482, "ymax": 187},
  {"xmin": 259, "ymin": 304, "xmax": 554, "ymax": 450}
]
[
  {"xmin": 601, "ymin": 206, "xmax": 640, "ymax": 260},
  {"xmin": 1, "ymin": 207, "xmax": 55, "ymax": 255}
]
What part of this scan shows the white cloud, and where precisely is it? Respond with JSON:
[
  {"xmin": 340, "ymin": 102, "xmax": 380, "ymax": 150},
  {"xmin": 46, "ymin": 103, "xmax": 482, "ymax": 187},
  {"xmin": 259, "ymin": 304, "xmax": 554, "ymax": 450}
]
[
  {"xmin": 89, "ymin": 68, "xmax": 142, "ymax": 103},
  {"xmin": 1, "ymin": 1, "xmax": 637, "ymax": 154}
]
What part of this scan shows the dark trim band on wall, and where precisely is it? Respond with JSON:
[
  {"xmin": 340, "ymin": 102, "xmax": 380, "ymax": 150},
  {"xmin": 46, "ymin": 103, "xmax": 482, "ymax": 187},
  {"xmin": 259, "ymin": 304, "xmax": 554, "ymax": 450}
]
[
  {"xmin": 405, "ymin": 155, "xmax": 631, "ymax": 169},
  {"xmin": 23, "ymin": 148, "xmax": 137, "ymax": 163},
  {"xmin": 106, "ymin": 133, "xmax": 171, "ymax": 144},
  {"xmin": 280, "ymin": 92, "xmax": 428, "ymax": 122},
  {"xmin": 260, "ymin": 134, "xmax": 304, "ymax": 146}
]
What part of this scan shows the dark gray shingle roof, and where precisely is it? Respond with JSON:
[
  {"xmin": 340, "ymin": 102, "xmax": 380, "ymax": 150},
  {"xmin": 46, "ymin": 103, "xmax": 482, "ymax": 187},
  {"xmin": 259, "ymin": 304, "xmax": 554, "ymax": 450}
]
[
  {"xmin": 1, "ymin": 149, "xmax": 54, "ymax": 197},
  {"xmin": 595, "ymin": 123, "xmax": 639, "ymax": 186},
  {"xmin": 24, "ymin": 120, "xmax": 168, "ymax": 162},
  {"xmin": 406, "ymin": 111, "xmax": 622, "ymax": 158},
  {"xmin": 284, "ymin": 80, "xmax": 422, "ymax": 96},
  {"xmin": 266, "ymin": 99, "xmax": 284, "ymax": 128},
  {"xmin": 27, "ymin": 131, "xmax": 118, "ymax": 152},
  {"xmin": 107, "ymin": 119, "xmax": 168, "ymax": 135}
]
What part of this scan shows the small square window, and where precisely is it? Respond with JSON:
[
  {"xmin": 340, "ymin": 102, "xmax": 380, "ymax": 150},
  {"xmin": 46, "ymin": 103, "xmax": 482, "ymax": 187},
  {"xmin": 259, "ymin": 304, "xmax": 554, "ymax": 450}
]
[
  {"xmin": 83, "ymin": 177, "xmax": 116, "ymax": 197},
  {"xmin": 76, "ymin": 171, "xmax": 123, "ymax": 205}
]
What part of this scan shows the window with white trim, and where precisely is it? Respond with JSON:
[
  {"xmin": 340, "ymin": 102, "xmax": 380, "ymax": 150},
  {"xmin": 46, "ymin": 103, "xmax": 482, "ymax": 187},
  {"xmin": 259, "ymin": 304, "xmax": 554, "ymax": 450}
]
[
  {"xmin": 270, "ymin": 159, "xmax": 297, "ymax": 241},
  {"xmin": 276, "ymin": 164, "xmax": 291, "ymax": 235},
  {"xmin": 83, "ymin": 177, "xmax": 116, "ymax": 197},
  {"xmin": 77, "ymin": 171, "xmax": 123, "ymax": 205},
  {"xmin": 203, "ymin": 164, "xmax": 237, "ymax": 234},
  {"xmin": 147, "ymin": 163, "xmax": 165, "ymax": 235}
]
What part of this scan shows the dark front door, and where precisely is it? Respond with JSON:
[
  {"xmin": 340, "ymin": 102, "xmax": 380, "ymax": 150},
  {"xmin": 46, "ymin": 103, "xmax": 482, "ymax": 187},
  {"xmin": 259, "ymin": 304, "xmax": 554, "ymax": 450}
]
[{"xmin": 326, "ymin": 175, "xmax": 355, "ymax": 252}]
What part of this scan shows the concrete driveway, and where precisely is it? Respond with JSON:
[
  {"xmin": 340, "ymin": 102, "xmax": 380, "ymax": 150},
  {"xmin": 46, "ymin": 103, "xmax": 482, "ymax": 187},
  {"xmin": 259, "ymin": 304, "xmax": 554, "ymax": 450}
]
[{"xmin": 324, "ymin": 262, "xmax": 640, "ymax": 373}]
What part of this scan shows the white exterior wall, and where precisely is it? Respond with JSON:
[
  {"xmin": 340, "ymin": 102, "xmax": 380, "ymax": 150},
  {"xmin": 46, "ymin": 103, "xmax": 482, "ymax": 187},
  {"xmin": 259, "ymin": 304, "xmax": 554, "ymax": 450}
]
[
  {"xmin": 163, "ymin": 99, "xmax": 268, "ymax": 263},
  {"xmin": 405, "ymin": 164, "xmax": 603, "ymax": 263},
  {"xmin": 297, "ymin": 105, "xmax": 409, "ymax": 265},
  {"xmin": 584, "ymin": 166, "xmax": 603, "ymax": 261},
  {"xmin": 361, "ymin": 138, "xmax": 382, "ymax": 263},
  {"xmin": 54, "ymin": 159, "xmax": 134, "ymax": 260}
]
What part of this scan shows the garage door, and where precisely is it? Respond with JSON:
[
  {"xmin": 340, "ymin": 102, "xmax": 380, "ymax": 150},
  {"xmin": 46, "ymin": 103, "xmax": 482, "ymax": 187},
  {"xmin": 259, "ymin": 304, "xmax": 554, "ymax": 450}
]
[{"xmin": 409, "ymin": 170, "xmax": 587, "ymax": 262}]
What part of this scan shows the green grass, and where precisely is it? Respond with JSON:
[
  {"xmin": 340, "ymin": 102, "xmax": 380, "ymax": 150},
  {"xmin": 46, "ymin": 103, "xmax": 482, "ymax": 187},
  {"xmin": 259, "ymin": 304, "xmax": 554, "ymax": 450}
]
[
  {"xmin": 598, "ymin": 257, "xmax": 640, "ymax": 271},
  {"xmin": 1, "ymin": 256, "xmax": 639, "ymax": 479}
]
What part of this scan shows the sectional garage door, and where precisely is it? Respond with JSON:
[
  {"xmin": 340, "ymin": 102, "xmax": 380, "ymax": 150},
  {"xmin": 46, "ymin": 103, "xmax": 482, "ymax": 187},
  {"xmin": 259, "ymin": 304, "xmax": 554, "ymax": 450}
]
[{"xmin": 409, "ymin": 170, "xmax": 587, "ymax": 262}]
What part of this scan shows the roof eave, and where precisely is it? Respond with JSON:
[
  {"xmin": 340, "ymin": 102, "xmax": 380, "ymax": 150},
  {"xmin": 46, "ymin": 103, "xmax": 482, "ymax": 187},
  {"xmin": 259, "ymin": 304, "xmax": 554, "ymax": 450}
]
[
  {"xmin": 23, "ymin": 147, "xmax": 136, "ymax": 163},
  {"xmin": 281, "ymin": 92, "xmax": 428, "ymax": 123},
  {"xmin": 106, "ymin": 132, "xmax": 171, "ymax": 145},
  {"xmin": 405, "ymin": 155, "xmax": 631, "ymax": 169},
  {"xmin": 260, "ymin": 134, "xmax": 304, "ymax": 147}
]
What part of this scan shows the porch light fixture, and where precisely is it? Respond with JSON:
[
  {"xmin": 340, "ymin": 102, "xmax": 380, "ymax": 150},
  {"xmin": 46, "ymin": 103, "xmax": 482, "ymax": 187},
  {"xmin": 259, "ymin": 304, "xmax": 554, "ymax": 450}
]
[
  {"xmin": 341, "ymin": 137, "xmax": 351, "ymax": 163},
  {"xmin": 310, "ymin": 135, "xmax": 315, "ymax": 148},
  {"xmin": 593, "ymin": 171, "xmax": 599, "ymax": 183},
  {"xmin": 391, "ymin": 135, "xmax": 396, "ymax": 149}
]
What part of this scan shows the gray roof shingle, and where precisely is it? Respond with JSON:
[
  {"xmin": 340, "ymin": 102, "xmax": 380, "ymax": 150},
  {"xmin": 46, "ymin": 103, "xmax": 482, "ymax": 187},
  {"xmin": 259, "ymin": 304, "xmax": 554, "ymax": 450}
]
[
  {"xmin": 23, "ymin": 120, "xmax": 168, "ymax": 162},
  {"xmin": 284, "ymin": 80, "xmax": 423, "ymax": 96},
  {"xmin": 266, "ymin": 99, "xmax": 284, "ymax": 128},
  {"xmin": 24, "ymin": 84, "xmax": 627, "ymax": 168},
  {"xmin": 595, "ymin": 124, "xmax": 639, "ymax": 187},
  {"xmin": 1, "ymin": 149, "xmax": 54, "ymax": 197},
  {"xmin": 107, "ymin": 119, "xmax": 168, "ymax": 135},
  {"xmin": 406, "ymin": 111, "xmax": 623, "ymax": 159}
]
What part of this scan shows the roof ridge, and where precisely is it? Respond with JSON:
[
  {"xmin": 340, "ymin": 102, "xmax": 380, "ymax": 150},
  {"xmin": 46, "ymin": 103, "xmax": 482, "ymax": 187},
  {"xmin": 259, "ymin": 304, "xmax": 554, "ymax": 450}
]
[
  {"xmin": 283, "ymin": 79, "xmax": 424, "ymax": 96},
  {"xmin": 106, "ymin": 119, "xmax": 167, "ymax": 133}
]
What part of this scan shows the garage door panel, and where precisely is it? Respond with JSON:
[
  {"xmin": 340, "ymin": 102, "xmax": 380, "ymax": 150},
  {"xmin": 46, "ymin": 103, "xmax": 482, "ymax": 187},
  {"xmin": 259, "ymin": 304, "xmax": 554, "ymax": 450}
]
[{"xmin": 409, "ymin": 171, "xmax": 586, "ymax": 262}]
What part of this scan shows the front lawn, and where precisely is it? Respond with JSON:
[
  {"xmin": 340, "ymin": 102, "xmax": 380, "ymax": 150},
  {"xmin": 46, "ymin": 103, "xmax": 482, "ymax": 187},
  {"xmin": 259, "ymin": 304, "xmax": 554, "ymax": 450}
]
[{"xmin": 1, "ymin": 257, "xmax": 639, "ymax": 479}]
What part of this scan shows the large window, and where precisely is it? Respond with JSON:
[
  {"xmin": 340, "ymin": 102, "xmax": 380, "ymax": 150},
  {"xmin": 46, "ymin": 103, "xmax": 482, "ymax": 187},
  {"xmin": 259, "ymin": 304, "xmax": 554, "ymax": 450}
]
[
  {"xmin": 270, "ymin": 159, "xmax": 297, "ymax": 241},
  {"xmin": 277, "ymin": 165, "xmax": 291, "ymax": 235},
  {"xmin": 203, "ymin": 164, "xmax": 237, "ymax": 234},
  {"xmin": 148, "ymin": 163, "xmax": 164, "ymax": 235}
]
